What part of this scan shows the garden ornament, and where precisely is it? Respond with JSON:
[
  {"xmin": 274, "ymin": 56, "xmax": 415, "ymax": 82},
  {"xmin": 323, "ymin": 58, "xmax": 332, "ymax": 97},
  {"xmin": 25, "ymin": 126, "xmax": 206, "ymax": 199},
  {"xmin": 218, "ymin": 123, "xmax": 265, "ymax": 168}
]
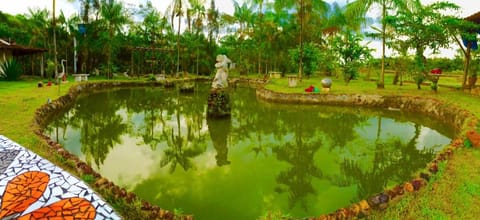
[{"xmin": 212, "ymin": 55, "xmax": 231, "ymax": 89}]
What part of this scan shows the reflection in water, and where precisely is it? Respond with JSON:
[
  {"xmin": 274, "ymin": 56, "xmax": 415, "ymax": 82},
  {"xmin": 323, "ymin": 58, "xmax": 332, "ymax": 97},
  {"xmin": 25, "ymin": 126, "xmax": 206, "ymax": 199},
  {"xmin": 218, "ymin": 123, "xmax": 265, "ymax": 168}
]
[
  {"xmin": 207, "ymin": 118, "xmax": 232, "ymax": 166},
  {"xmin": 46, "ymin": 84, "xmax": 453, "ymax": 220}
]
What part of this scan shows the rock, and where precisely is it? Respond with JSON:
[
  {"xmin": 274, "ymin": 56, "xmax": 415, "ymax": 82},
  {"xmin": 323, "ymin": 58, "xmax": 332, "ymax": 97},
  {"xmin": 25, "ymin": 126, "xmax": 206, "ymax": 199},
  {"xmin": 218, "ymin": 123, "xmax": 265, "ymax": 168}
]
[
  {"xmin": 321, "ymin": 77, "xmax": 332, "ymax": 88},
  {"xmin": 420, "ymin": 172, "xmax": 431, "ymax": 182},
  {"xmin": 429, "ymin": 162, "xmax": 439, "ymax": 174},
  {"xmin": 404, "ymin": 182, "xmax": 414, "ymax": 192},
  {"xmin": 411, "ymin": 178, "xmax": 425, "ymax": 191},
  {"xmin": 179, "ymin": 83, "xmax": 194, "ymax": 93},
  {"xmin": 207, "ymin": 89, "xmax": 231, "ymax": 118},
  {"xmin": 466, "ymin": 130, "xmax": 480, "ymax": 147},
  {"xmin": 95, "ymin": 178, "xmax": 109, "ymax": 187}
]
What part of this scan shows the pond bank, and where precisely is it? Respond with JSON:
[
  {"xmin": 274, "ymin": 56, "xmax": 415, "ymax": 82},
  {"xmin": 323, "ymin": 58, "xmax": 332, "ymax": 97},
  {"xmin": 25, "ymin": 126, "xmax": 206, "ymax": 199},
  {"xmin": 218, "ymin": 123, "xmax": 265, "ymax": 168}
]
[
  {"xmin": 254, "ymin": 83, "xmax": 479, "ymax": 219},
  {"xmin": 33, "ymin": 78, "xmax": 479, "ymax": 220}
]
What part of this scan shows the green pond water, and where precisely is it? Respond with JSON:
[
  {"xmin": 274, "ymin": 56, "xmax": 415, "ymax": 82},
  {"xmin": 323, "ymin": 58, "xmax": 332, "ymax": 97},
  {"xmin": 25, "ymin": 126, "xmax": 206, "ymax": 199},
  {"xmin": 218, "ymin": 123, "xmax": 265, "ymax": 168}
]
[{"xmin": 46, "ymin": 84, "xmax": 453, "ymax": 219}]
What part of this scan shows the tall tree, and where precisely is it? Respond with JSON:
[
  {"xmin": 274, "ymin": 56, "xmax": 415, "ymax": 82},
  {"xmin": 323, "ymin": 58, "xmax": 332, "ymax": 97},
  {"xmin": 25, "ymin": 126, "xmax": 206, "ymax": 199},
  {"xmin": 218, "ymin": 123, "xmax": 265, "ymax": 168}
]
[
  {"xmin": 206, "ymin": 0, "xmax": 219, "ymax": 43},
  {"xmin": 386, "ymin": 0, "xmax": 459, "ymax": 89},
  {"xmin": 188, "ymin": 0, "xmax": 206, "ymax": 35},
  {"xmin": 346, "ymin": 0, "xmax": 408, "ymax": 89},
  {"xmin": 273, "ymin": 0, "xmax": 328, "ymax": 79},
  {"xmin": 166, "ymin": 0, "xmax": 190, "ymax": 76},
  {"xmin": 446, "ymin": 15, "xmax": 480, "ymax": 88},
  {"xmin": 100, "ymin": 0, "xmax": 129, "ymax": 79}
]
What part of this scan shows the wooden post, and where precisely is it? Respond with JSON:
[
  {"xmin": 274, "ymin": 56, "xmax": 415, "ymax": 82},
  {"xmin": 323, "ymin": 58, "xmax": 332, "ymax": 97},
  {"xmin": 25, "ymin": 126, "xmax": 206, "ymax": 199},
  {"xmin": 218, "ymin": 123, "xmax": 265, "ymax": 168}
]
[{"xmin": 40, "ymin": 54, "xmax": 44, "ymax": 78}]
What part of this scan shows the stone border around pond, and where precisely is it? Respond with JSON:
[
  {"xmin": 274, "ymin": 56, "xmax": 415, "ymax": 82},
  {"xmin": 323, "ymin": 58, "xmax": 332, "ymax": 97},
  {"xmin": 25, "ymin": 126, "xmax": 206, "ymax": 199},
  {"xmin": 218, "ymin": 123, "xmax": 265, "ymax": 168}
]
[
  {"xmin": 255, "ymin": 85, "xmax": 480, "ymax": 219},
  {"xmin": 31, "ymin": 78, "xmax": 479, "ymax": 220},
  {"xmin": 33, "ymin": 79, "xmax": 211, "ymax": 220}
]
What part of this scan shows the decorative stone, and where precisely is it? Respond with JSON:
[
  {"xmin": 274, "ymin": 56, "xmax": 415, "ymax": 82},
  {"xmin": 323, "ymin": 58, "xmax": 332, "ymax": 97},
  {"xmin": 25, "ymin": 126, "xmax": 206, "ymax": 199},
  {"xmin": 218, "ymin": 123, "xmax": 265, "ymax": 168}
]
[
  {"xmin": 207, "ymin": 89, "xmax": 231, "ymax": 118},
  {"xmin": 404, "ymin": 182, "xmax": 414, "ymax": 192},
  {"xmin": 321, "ymin": 77, "xmax": 332, "ymax": 88},
  {"xmin": 419, "ymin": 172, "xmax": 431, "ymax": 182},
  {"xmin": 429, "ymin": 162, "xmax": 439, "ymax": 173},
  {"xmin": 179, "ymin": 83, "xmax": 194, "ymax": 93},
  {"xmin": 287, "ymin": 75, "xmax": 297, "ymax": 87},
  {"xmin": 321, "ymin": 77, "xmax": 332, "ymax": 93},
  {"xmin": 411, "ymin": 178, "xmax": 425, "ymax": 191},
  {"xmin": 95, "ymin": 178, "xmax": 108, "ymax": 187},
  {"xmin": 466, "ymin": 130, "xmax": 480, "ymax": 147}
]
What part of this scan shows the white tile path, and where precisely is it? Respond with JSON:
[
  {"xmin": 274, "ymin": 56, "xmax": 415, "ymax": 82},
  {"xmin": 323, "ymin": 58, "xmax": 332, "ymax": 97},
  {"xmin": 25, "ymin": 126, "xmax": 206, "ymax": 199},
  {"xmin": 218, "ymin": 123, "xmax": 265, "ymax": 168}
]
[{"xmin": 0, "ymin": 135, "xmax": 121, "ymax": 220}]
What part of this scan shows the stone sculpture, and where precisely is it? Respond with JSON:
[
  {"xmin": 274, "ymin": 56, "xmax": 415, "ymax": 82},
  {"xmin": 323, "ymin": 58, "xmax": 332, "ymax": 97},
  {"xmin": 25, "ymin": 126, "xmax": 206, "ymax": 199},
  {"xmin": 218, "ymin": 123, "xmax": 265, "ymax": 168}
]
[
  {"xmin": 207, "ymin": 54, "xmax": 232, "ymax": 118},
  {"xmin": 212, "ymin": 55, "xmax": 231, "ymax": 89}
]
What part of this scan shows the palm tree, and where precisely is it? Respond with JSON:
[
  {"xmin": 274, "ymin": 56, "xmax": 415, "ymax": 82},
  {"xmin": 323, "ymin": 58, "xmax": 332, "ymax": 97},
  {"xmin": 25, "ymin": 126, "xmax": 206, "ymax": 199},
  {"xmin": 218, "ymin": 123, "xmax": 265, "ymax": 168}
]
[
  {"xmin": 166, "ymin": 0, "xmax": 190, "ymax": 77},
  {"xmin": 273, "ymin": 0, "xmax": 328, "ymax": 79},
  {"xmin": 346, "ymin": 0, "xmax": 408, "ymax": 89},
  {"xmin": 67, "ymin": 0, "xmax": 101, "ymax": 74},
  {"xmin": 99, "ymin": 0, "xmax": 129, "ymax": 79},
  {"xmin": 232, "ymin": 0, "xmax": 255, "ymax": 36},
  {"xmin": 191, "ymin": 0, "xmax": 207, "ymax": 34},
  {"xmin": 247, "ymin": 0, "xmax": 265, "ymax": 74},
  {"xmin": 207, "ymin": 0, "xmax": 219, "ymax": 43}
]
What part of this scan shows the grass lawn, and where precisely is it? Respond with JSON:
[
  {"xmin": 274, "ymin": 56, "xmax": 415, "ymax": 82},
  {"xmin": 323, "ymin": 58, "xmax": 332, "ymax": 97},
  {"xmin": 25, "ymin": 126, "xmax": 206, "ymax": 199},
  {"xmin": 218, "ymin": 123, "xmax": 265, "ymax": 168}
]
[
  {"xmin": 1, "ymin": 74, "xmax": 480, "ymax": 219},
  {"xmin": 266, "ymin": 75, "xmax": 480, "ymax": 219},
  {"xmin": 0, "ymin": 80, "xmax": 73, "ymax": 158}
]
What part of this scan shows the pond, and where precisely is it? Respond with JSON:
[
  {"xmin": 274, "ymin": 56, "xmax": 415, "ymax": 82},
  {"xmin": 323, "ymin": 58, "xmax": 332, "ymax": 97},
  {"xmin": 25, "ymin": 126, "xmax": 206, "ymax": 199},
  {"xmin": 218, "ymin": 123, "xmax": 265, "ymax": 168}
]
[{"xmin": 46, "ymin": 84, "xmax": 453, "ymax": 219}]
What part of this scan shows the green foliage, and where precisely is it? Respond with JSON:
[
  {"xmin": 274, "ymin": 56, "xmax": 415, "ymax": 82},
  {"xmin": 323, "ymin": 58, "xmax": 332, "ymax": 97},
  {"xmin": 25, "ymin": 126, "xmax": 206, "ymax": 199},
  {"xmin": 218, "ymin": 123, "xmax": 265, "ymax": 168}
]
[
  {"xmin": 469, "ymin": 57, "xmax": 480, "ymax": 77},
  {"xmin": 464, "ymin": 139, "xmax": 473, "ymax": 148},
  {"xmin": 46, "ymin": 60, "xmax": 55, "ymax": 79},
  {"xmin": 259, "ymin": 210, "xmax": 292, "ymax": 220},
  {"xmin": 289, "ymin": 43, "xmax": 321, "ymax": 77},
  {"xmin": 0, "ymin": 59, "xmax": 23, "ymax": 81},
  {"xmin": 333, "ymin": 31, "xmax": 372, "ymax": 84},
  {"xmin": 428, "ymin": 58, "xmax": 463, "ymax": 72},
  {"xmin": 147, "ymin": 74, "xmax": 156, "ymax": 81},
  {"xmin": 81, "ymin": 174, "xmax": 96, "ymax": 184},
  {"xmin": 420, "ymin": 207, "xmax": 448, "ymax": 219},
  {"xmin": 386, "ymin": 1, "xmax": 461, "ymax": 89}
]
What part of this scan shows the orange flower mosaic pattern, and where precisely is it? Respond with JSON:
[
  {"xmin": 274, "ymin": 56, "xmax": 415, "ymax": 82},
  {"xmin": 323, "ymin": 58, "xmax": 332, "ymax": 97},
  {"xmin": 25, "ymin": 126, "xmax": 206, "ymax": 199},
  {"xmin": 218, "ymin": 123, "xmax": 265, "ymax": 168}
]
[
  {"xmin": 0, "ymin": 171, "xmax": 96, "ymax": 219},
  {"xmin": 1, "ymin": 136, "xmax": 119, "ymax": 219}
]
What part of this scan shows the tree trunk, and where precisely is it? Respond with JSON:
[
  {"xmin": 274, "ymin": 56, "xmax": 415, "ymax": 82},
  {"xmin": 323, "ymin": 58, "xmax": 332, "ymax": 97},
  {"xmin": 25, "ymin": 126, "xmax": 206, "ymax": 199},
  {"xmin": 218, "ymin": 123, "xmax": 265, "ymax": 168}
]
[
  {"xmin": 298, "ymin": 0, "xmax": 304, "ymax": 81},
  {"xmin": 463, "ymin": 43, "xmax": 472, "ymax": 89},
  {"xmin": 53, "ymin": 0, "xmax": 58, "ymax": 80},
  {"xmin": 377, "ymin": 2, "xmax": 386, "ymax": 89},
  {"xmin": 176, "ymin": 15, "xmax": 181, "ymax": 78}
]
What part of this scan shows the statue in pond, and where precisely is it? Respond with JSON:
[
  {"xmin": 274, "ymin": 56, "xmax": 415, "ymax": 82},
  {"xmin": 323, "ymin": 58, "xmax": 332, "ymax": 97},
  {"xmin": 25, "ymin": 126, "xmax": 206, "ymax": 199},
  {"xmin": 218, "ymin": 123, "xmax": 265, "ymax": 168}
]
[
  {"xmin": 212, "ymin": 55, "xmax": 231, "ymax": 89},
  {"xmin": 207, "ymin": 54, "xmax": 232, "ymax": 118}
]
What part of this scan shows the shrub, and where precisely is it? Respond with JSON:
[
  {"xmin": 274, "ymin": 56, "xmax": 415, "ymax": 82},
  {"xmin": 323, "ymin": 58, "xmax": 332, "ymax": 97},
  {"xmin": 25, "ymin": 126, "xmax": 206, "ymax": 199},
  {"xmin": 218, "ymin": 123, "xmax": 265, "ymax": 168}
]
[
  {"xmin": 333, "ymin": 31, "xmax": 372, "ymax": 84},
  {"xmin": 0, "ymin": 59, "xmax": 23, "ymax": 81},
  {"xmin": 289, "ymin": 43, "xmax": 321, "ymax": 78}
]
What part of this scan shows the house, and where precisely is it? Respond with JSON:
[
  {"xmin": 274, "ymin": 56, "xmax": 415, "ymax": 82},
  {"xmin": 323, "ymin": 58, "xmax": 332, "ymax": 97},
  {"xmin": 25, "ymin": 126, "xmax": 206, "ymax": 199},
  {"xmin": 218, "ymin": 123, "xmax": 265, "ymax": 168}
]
[{"xmin": 0, "ymin": 39, "xmax": 47, "ymax": 77}]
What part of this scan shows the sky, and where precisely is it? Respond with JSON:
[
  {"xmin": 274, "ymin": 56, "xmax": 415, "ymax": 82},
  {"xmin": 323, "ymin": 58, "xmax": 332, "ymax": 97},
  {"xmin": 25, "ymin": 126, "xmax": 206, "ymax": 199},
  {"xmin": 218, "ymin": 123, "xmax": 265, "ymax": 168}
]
[{"xmin": 1, "ymin": 0, "xmax": 479, "ymax": 58}]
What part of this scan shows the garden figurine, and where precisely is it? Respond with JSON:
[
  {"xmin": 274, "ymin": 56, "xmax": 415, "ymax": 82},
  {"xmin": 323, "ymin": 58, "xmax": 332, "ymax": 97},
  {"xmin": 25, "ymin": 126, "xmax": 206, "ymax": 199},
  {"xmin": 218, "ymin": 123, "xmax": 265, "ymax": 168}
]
[{"xmin": 211, "ymin": 54, "xmax": 231, "ymax": 89}]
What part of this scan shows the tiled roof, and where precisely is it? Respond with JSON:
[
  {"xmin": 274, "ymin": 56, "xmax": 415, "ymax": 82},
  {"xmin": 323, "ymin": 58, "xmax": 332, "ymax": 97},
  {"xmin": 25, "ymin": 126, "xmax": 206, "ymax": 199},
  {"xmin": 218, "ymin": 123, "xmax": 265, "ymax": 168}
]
[
  {"xmin": 0, "ymin": 39, "xmax": 47, "ymax": 56},
  {"xmin": 465, "ymin": 11, "xmax": 480, "ymax": 24}
]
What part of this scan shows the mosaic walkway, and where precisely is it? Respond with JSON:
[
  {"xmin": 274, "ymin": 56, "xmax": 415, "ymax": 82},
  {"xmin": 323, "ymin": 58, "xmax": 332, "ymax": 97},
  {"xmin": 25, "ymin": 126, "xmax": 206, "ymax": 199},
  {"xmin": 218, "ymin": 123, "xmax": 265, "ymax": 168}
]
[{"xmin": 0, "ymin": 135, "xmax": 121, "ymax": 220}]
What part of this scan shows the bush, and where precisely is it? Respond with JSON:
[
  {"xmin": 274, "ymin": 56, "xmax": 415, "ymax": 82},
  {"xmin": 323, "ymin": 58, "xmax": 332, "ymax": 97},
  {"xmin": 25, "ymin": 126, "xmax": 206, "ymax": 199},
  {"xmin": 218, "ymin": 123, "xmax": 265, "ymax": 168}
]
[
  {"xmin": 289, "ymin": 43, "xmax": 321, "ymax": 78},
  {"xmin": 333, "ymin": 31, "xmax": 372, "ymax": 84},
  {"xmin": 0, "ymin": 59, "xmax": 23, "ymax": 81}
]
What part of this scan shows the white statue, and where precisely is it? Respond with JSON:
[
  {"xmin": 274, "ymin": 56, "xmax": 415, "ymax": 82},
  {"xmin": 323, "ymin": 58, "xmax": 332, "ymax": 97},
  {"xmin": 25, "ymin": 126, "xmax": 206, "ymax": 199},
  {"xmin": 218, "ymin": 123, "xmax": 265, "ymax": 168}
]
[{"xmin": 212, "ymin": 54, "xmax": 231, "ymax": 89}]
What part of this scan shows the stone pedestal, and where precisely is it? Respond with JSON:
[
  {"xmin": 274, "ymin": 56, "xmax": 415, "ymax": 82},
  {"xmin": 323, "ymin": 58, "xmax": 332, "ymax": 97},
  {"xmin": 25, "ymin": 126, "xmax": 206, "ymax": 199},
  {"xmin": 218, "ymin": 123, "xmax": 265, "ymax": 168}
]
[
  {"xmin": 207, "ymin": 89, "xmax": 231, "ymax": 118},
  {"xmin": 321, "ymin": 77, "xmax": 332, "ymax": 93},
  {"xmin": 287, "ymin": 75, "xmax": 297, "ymax": 87}
]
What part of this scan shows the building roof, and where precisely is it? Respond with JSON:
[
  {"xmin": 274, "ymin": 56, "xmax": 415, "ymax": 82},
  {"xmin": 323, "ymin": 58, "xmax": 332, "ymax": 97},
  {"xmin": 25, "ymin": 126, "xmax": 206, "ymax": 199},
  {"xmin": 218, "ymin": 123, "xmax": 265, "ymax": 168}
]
[
  {"xmin": 465, "ymin": 11, "xmax": 480, "ymax": 24},
  {"xmin": 0, "ymin": 39, "xmax": 47, "ymax": 56}
]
